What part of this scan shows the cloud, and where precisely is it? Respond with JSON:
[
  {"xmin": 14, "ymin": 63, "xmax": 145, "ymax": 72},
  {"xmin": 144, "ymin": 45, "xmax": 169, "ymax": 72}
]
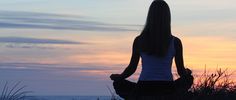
[
  {"xmin": 0, "ymin": 10, "xmax": 82, "ymax": 19},
  {"xmin": 0, "ymin": 62, "xmax": 116, "ymax": 71},
  {"xmin": 4, "ymin": 44, "xmax": 55, "ymax": 49},
  {"xmin": 0, "ymin": 37, "xmax": 87, "ymax": 49},
  {"xmin": 0, "ymin": 10, "xmax": 138, "ymax": 31},
  {"xmin": 0, "ymin": 37, "xmax": 83, "ymax": 44}
]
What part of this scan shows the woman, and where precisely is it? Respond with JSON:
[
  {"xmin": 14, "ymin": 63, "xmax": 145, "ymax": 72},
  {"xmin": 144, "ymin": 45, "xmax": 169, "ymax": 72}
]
[{"xmin": 110, "ymin": 0, "xmax": 193, "ymax": 99}]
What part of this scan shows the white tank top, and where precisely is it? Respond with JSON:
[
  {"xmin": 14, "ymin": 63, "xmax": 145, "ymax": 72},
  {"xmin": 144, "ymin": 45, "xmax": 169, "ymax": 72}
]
[{"xmin": 139, "ymin": 37, "xmax": 175, "ymax": 81}]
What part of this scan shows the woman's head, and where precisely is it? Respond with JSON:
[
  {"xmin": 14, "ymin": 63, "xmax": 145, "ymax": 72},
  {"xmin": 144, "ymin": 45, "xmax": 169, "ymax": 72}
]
[{"xmin": 140, "ymin": 0, "xmax": 172, "ymax": 57}]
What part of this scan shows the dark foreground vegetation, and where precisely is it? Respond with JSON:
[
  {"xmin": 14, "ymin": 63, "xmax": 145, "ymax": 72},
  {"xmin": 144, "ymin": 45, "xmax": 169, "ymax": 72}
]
[
  {"xmin": 187, "ymin": 68, "xmax": 236, "ymax": 100},
  {"xmin": 0, "ymin": 82, "xmax": 31, "ymax": 100}
]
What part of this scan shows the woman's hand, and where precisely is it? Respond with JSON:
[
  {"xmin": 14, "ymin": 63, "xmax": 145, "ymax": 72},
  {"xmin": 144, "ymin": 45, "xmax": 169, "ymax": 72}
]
[
  {"xmin": 185, "ymin": 68, "xmax": 192, "ymax": 75},
  {"xmin": 110, "ymin": 74, "xmax": 124, "ymax": 81}
]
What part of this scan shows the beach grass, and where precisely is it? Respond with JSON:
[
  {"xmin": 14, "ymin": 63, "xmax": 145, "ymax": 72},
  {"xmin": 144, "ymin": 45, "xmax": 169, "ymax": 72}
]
[
  {"xmin": 187, "ymin": 68, "xmax": 236, "ymax": 100},
  {"xmin": 0, "ymin": 81, "xmax": 31, "ymax": 100}
]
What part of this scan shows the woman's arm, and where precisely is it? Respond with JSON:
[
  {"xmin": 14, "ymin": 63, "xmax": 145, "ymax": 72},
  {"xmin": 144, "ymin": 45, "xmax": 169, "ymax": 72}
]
[
  {"xmin": 174, "ymin": 37, "xmax": 187, "ymax": 77},
  {"xmin": 110, "ymin": 37, "xmax": 140, "ymax": 80},
  {"xmin": 120, "ymin": 37, "xmax": 140, "ymax": 79}
]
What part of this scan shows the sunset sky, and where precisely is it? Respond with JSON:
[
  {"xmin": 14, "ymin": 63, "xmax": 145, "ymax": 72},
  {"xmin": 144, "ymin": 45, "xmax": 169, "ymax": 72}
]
[{"xmin": 0, "ymin": 0, "xmax": 236, "ymax": 96}]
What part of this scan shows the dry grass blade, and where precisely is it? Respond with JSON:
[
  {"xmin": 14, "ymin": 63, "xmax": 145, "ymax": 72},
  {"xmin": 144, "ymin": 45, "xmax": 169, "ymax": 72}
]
[{"xmin": 0, "ymin": 81, "xmax": 31, "ymax": 100}]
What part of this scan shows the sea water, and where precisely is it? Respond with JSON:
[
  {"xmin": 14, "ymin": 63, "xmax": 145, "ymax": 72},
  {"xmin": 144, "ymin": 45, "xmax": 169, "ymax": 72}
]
[{"xmin": 24, "ymin": 96, "xmax": 122, "ymax": 100}]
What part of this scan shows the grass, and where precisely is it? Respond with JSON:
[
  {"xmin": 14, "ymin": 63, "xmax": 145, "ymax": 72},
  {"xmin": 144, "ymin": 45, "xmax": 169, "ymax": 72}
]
[
  {"xmin": 188, "ymin": 68, "xmax": 236, "ymax": 100},
  {"xmin": 0, "ymin": 81, "xmax": 31, "ymax": 100}
]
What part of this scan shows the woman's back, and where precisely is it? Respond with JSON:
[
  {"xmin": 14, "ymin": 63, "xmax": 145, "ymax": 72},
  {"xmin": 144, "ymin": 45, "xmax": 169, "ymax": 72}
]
[{"xmin": 139, "ymin": 36, "xmax": 175, "ymax": 81}]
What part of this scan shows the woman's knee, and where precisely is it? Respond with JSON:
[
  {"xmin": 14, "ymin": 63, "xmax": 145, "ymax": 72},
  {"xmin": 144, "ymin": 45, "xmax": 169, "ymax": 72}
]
[
  {"xmin": 112, "ymin": 80, "xmax": 137, "ymax": 99},
  {"xmin": 113, "ymin": 79, "xmax": 125, "ymax": 87}
]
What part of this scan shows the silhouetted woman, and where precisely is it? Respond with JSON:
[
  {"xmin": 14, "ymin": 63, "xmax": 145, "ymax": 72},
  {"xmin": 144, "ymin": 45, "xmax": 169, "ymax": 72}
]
[{"xmin": 110, "ymin": 0, "xmax": 193, "ymax": 99}]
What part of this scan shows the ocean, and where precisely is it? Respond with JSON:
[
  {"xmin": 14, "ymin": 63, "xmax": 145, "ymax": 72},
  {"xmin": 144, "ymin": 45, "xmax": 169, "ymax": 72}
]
[{"xmin": 24, "ymin": 96, "xmax": 122, "ymax": 100}]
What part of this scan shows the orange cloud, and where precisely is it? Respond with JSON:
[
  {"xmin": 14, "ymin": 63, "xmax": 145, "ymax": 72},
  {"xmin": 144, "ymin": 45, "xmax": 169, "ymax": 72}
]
[
  {"xmin": 182, "ymin": 36, "xmax": 236, "ymax": 70},
  {"xmin": 68, "ymin": 51, "xmax": 131, "ymax": 67}
]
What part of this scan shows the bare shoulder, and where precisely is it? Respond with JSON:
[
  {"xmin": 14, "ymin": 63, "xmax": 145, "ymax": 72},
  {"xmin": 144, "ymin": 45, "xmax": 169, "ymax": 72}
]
[
  {"xmin": 134, "ymin": 36, "xmax": 141, "ymax": 45},
  {"xmin": 133, "ymin": 36, "xmax": 141, "ymax": 51},
  {"xmin": 174, "ymin": 36, "xmax": 182, "ymax": 45},
  {"xmin": 174, "ymin": 36, "xmax": 181, "ymax": 44},
  {"xmin": 135, "ymin": 35, "xmax": 141, "ymax": 41},
  {"xmin": 173, "ymin": 36, "xmax": 183, "ymax": 50}
]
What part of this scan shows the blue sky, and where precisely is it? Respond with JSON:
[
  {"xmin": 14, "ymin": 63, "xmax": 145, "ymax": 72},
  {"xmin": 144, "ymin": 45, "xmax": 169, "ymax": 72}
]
[{"xmin": 0, "ymin": 0, "xmax": 236, "ymax": 96}]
